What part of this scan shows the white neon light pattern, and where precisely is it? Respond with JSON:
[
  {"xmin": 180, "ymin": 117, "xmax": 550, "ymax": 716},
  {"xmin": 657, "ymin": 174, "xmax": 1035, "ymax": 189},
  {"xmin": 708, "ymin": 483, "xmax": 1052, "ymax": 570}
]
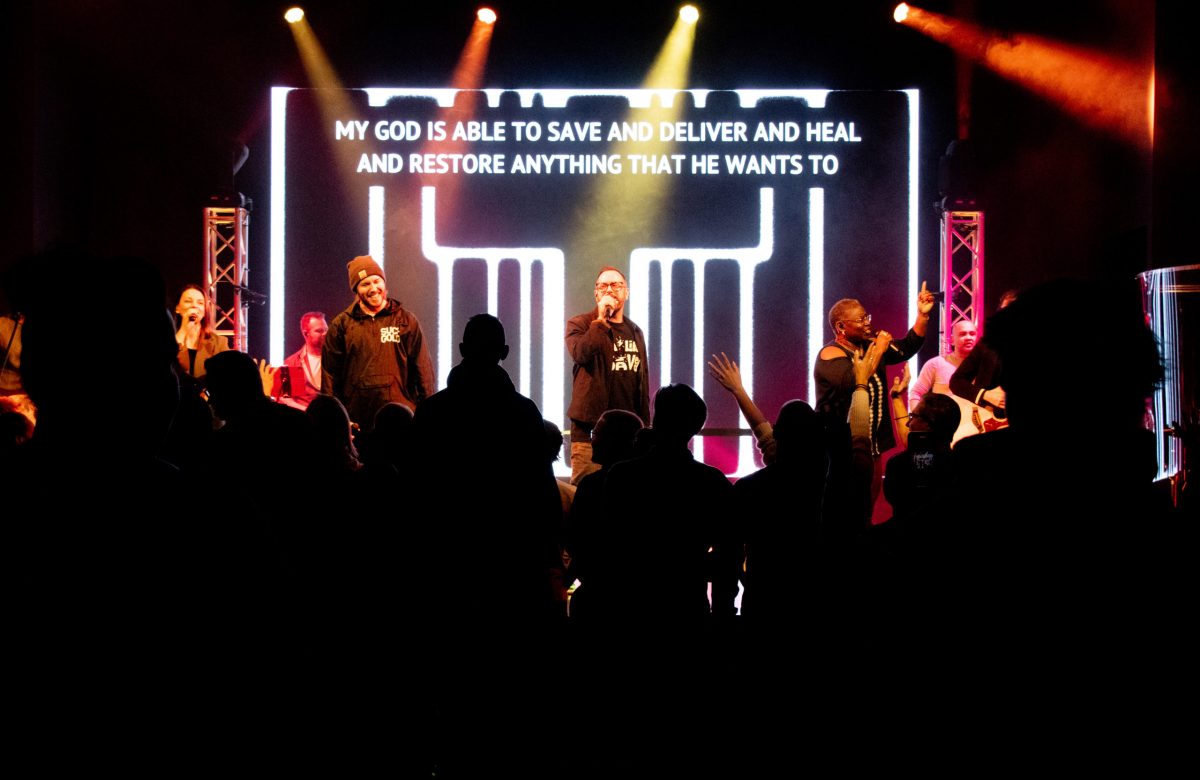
[
  {"xmin": 368, "ymin": 186, "xmax": 385, "ymax": 260},
  {"xmin": 269, "ymin": 86, "xmax": 292, "ymax": 364},
  {"xmin": 628, "ymin": 188, "xmax": 775, "ymax": 476},
  {"xmin": 905, "ymin": 89, "xmax": 921, "ymax": 332},
  {"xmin": 902, "ymin": 89, "xmax": 923, "ymax": 396},
  {"xmin": 417, "ymin": 185, "xmax": 566, "ymax": 448},
  {"xmin": 807, "ymin": 188, "xmax": 825, "ymax": 409}
]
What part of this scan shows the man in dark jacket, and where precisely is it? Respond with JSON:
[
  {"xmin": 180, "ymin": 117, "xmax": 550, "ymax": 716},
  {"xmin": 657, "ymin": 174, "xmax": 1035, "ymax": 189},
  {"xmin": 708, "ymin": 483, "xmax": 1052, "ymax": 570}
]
[
  {"xmin": 322, "ymin": 255, "xmax": 435, "ymax": 432},
  {"xmin": 565, "ymin": 266, "xmax": 651, "ymax": 484}
]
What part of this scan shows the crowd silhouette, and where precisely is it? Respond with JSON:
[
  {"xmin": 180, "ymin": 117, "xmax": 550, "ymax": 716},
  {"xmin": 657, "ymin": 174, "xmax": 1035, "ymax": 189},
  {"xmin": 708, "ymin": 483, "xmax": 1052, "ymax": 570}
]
[{"xmin": 1, "ymin": 249, "xmax": 1188, "ymax": 776}]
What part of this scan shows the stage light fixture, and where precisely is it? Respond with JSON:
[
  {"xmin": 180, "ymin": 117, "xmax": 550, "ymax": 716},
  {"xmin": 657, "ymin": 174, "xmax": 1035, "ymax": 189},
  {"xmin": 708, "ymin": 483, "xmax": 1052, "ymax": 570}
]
[
  {"xmin": 680, "ymin": 5, "xmax": 699, "ymax": 23},
  {"xmin": 284, "ymin": 7, "xmax": 305, "ymax": 24},
  {"xmin": 893, "ymin": 4, "xmax": 909, "ymax": 22},
  {"xmin": 477, "ymin": 7, "xmax": 497, "ymax": 24}
]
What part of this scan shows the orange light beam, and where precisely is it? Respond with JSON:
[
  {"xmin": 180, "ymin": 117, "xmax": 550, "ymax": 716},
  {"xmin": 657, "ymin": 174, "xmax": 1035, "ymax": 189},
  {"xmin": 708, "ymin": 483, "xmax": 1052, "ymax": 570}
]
[
  {"xmin": 288, "ymin": 15, "xmax": 362, "ymax": 204},
  {"xmin": 898, "ymin": 4, "xmax": 1152, "ymax": 148},
  {"xmin": 418, "ymin": 15, "xmax": 497, "ymax": 213}
]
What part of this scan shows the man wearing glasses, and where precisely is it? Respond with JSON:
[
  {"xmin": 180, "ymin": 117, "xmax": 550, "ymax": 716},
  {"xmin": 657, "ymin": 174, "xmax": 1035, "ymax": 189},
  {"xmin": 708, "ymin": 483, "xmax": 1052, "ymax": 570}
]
[{"xmin": 565, "ymin": 266, "xmax": 651, "ymax": 484}]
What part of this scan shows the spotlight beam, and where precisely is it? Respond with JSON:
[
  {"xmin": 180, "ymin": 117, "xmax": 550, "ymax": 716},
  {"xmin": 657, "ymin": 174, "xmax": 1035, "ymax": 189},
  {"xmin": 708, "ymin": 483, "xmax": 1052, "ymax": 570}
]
[
  {"xmin": 896, "ymin": 4, "xmax": 1151, "ymax": 147},
  {"xmin": 565, "ymin": 11, "xmax": 698, "ymax": 308},
  {"xmin": 412, "ymin": 10, "xmax": 497, "ymax": 221}
]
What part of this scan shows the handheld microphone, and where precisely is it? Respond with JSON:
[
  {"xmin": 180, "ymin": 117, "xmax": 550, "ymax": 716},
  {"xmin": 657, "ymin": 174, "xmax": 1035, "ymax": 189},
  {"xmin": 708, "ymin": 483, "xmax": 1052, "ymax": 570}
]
[{"xmin": 603, "ymin": 304, "xmax": 614, "ymax": 319}]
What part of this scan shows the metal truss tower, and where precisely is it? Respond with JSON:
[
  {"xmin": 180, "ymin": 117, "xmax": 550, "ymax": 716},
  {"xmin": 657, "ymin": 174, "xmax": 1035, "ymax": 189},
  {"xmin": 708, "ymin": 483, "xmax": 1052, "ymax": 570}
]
[
  {"xmin": 203, "ymin": 205, "xmax": 251, "ymax": 353},
  {"xmin": 940, "ymin": 209, "xmax": 985, "ymax": 350}
]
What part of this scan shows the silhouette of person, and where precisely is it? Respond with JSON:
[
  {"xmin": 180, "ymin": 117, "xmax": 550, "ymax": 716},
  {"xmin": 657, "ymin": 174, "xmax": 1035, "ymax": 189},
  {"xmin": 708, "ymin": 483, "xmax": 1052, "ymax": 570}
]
[
  {"xmin": 939, "ymin": 278, "xmax": 1175, "ymax": 715},
  {"xmin": 586, "ymin": 383, "xmax": 738, "ymax": 626},
  {"xmin": 5, "ymin": 251, "xmax": 204, "ymax": 710},
  {"xmin": 564, "ymin": 408, "xmax": 644, "ymax": 618},
  {"xmin": 732, "ymin": 399, "xmax": 828, "ymax": 623},
  {"xmin": 411, "ymin": 313, "xmax": 562, "ymax": 626},
  {"xmin": 409, "ymin": 313, "xmax": 564, "ymax": 776}
]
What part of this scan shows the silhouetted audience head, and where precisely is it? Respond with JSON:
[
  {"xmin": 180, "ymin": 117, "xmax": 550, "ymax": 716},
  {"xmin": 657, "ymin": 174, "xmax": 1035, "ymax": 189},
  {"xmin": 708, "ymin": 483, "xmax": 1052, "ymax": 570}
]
[
  {"xmin": 543, "ymin": 419, "xmax": 566, "ymax": 463},
  {"xmin": 373, "ymin": 400, "xmax": 414, "ymax": 433},
  {"xmin": 591, "ymin": 409, "xmax": 643, "ymax": 466},
  {"xmin": 908, "ymin": 394, "xmax": 960, "ymax": 445},
  {"xmin": 651, "ymin": 384, "xmax": 707, "ymax": 446},
  {"xmin": 360, "ymin": 401, "xmax": 414, "ymax": 468},
  {"xmin": 771, "ymin": 400, "xmax": 822, "ymax": 461},
  {"xmin": 204, "ymin": 349, "xmax": 266, "ymax": 423},
  {"xmin": 307, "ymin": 394, "xmax": 359, "ymax": 469},
  {"xmin": 18, "ymin": 250, "xmax": 179, "ymax": 445},
  {"xmin": 632, "ymin": 425, "xmax": 657, "ymax": 457},
  {"xmin": 986, "ymin": 278, "xmax": 1160, "ymax": 427},
  {"xmin": 459, "ymin": 313, "xmax": 508, "ymax": 363}
]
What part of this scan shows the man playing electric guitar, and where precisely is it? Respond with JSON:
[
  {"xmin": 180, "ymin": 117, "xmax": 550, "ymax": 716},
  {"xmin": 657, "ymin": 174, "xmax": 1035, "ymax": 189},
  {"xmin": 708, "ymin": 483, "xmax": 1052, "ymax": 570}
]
[
  {"xmin": 909, "ymin": 319, "xmax": 978, "ymax": 409},
  {"xmin": 948, "ymin": 290, "xmax": 1019, "ymax": 441},
  {"xmin": 906, "ymin": 319, "xmax": 1004, "ymax": 442}
]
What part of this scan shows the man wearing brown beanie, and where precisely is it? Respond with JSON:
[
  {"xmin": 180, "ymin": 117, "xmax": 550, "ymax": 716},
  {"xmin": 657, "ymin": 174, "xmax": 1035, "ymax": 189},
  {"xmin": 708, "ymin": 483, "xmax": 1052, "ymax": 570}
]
[{"xmin": 322, "ymin": 255, "xmax": 435, "ymax": 431}]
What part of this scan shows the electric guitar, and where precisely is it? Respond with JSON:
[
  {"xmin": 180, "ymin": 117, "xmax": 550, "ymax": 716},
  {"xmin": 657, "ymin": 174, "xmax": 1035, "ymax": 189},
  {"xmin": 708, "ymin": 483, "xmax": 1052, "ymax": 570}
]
[{"xmin": 950, "ymin": 392, "xmax": 1008, "ymax": 445}]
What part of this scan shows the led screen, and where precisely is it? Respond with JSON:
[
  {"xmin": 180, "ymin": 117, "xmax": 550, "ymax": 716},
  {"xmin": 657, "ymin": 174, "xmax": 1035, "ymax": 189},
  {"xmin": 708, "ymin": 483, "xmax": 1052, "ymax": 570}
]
[{"xmin": 271, "ymin": 87, "xmax": 919, "ymax": 474}]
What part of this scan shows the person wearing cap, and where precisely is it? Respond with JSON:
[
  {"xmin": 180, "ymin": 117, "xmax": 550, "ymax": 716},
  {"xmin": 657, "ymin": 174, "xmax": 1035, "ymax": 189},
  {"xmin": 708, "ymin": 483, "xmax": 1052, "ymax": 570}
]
[{"xmin": 322, "ymin": 255, "xmax": 434, "ymax": 431}]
